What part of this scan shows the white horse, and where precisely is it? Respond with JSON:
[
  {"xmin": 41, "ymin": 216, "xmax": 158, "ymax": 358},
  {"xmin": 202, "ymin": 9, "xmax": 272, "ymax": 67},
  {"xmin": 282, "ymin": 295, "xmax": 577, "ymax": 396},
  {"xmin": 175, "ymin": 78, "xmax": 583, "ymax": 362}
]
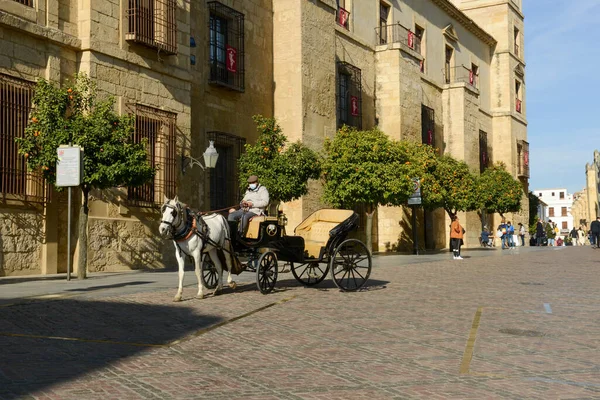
[{"xmin": 159, "ymin": 196, "xmax": 235, "ymax": 301}]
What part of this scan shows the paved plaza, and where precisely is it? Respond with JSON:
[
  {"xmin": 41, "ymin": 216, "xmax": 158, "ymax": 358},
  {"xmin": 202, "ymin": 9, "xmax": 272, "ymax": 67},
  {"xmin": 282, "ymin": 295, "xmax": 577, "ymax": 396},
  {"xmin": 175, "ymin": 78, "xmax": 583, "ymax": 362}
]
[{"xmin": 1, "ymin": 246, "xmax": 599, "ymax": 399}]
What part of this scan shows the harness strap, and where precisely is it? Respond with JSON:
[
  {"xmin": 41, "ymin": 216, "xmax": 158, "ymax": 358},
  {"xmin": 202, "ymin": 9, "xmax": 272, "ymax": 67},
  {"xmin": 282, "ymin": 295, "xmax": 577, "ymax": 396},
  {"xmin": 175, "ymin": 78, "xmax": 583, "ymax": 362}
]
[{"xmin": 176, "ymin": 217, "xmax": 197, "ymax": 243}]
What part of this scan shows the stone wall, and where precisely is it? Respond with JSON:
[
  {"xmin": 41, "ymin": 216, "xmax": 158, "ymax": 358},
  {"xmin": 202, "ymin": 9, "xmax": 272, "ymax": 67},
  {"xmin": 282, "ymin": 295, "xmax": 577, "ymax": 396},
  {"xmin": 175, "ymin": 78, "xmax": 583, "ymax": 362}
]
[{"xmin": 0, "ymin": 207, "xmax": 45, "ymax": 276}]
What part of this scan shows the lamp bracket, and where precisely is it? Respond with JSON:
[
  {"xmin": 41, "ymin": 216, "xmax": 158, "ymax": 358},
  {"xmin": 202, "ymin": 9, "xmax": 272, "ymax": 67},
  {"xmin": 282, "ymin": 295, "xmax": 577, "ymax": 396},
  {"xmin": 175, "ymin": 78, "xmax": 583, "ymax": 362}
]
[{"xmin": 181, "ymin": 155, "xmax": 206, "ymax": 175}]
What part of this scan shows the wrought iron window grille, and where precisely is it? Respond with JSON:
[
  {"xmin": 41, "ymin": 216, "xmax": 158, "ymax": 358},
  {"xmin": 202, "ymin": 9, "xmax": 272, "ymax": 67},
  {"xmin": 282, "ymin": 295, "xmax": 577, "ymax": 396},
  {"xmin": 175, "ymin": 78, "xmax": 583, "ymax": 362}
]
[
  {"xmin": 336, "ymin": 62, "xmax": 362, "ymax": 130},
  {"xmin": 207, "ymin": 131, "xmax": 245, "ymax": 212},
  {"xmin": 421, "ymin": 105, "xmax": 435, "ymax": 149},
  {"xmin": 126, "ymin": 0, "xmax": 177, "ymax": 55},
  {"xmin": 0, "ymin": 74, "xmax": 47, "ymax": 203},
  {"xmin": 13, "ymin": 0, "xmax": 33, "ymax": 6},
  {"xmin": 127, "ymin": 104, "xmax": 177, "ymax": 208},
  {"xmin": 479, "ymin": 130, "xmax": 489, "ymax": 173},
  {"xmin": 517, "ymin": 140, "xmax": 529, "ymax": 178},
  {"xmin": 208, "ymin": 1, "xmax": 245, "ymax": 92}
]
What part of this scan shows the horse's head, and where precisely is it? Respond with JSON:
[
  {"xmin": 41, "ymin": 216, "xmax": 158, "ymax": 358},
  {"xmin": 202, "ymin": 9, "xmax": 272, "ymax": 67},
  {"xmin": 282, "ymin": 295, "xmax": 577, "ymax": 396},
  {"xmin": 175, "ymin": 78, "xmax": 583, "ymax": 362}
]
[{"xmin": 159, "ymin": 195, "xmax": 183, "ymax": 239}]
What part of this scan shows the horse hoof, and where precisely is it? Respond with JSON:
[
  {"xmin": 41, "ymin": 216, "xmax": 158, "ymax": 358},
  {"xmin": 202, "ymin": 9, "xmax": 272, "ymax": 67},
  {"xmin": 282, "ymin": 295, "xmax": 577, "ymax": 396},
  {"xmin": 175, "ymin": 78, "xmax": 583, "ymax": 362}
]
[
  {"xmin": 173, "ymin": 296, "xmax": 182, "ymax": 302},
  {"xmin": 196, "ymin": 294, "xmax": 205, "ymax": 300},
  {"xmin": 229, "ymin": 281, "xmax": 237, "ymax": 290}
]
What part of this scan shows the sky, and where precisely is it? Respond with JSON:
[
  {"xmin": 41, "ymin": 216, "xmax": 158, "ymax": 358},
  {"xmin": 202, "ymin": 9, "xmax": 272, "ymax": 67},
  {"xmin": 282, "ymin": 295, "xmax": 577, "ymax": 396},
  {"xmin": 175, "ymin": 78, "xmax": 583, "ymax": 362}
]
[{"xmin": 524, "ymin": 0, "xmax": 600, "ymax": 194}]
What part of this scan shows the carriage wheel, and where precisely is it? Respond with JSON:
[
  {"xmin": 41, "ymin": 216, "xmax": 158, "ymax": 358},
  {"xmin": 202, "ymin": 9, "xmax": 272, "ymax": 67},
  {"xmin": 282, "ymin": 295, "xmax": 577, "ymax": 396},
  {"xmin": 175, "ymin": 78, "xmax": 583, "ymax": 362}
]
[
  {"xmin": 256, "ymin": 251, "xmax": 278, "ymax": 294},
  {"xmin": 329, "ymin": 239, "xmax": 372, "ymax": 291},
  {"xmin": 291, "ymin": 262, "xmax": 329, "ymax": 286},
  {"xmin": 201, "ymin": 257, "xmax": 218, "ymax": 290}
]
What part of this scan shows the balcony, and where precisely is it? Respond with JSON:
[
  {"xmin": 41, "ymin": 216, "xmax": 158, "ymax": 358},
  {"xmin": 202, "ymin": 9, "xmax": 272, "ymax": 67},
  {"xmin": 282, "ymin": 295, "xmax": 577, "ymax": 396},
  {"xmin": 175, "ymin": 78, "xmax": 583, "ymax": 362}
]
[
  {"xmin": 445, "ymin": 66, "xmax": 478, "ymax": 88},
  {"xmin": 516, "ymin": 98, "xmax": 522, "ymax": 113},
  {"xmin": 13, "ymin": 0, "xmax": 33, "ymax": 6},
  {"xmin": 375, "ymin": 23, "xmax": 421, "ymax": 53}
]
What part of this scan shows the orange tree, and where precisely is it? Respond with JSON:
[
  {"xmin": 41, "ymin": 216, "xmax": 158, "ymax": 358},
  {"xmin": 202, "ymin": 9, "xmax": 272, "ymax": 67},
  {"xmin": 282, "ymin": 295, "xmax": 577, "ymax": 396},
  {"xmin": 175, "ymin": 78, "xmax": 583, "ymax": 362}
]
[
  {"xmin": 321, "ymin": 126, "xmax": 420, "ymax": 253},
  {"xmin": 15, "ymin": 75, "xmax": 154, "ymax": 279},
  {"xmin": 419, "ymin": 155, "xmax": 479, "ymax": 217},
  {"xmin": 475, "ymin": 162, "xmax": 523, "ymax": 218},
  {"xmin": 238, "ymin": 115, "xmax": 321, "ymax": 210}
]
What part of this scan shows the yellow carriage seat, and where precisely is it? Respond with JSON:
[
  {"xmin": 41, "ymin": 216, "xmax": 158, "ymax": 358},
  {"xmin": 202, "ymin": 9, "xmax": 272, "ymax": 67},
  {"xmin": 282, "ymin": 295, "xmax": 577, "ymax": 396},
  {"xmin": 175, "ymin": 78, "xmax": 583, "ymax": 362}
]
[{"xmin": 294, "ymin": 209, "xmax": 355, "ymax": 258}]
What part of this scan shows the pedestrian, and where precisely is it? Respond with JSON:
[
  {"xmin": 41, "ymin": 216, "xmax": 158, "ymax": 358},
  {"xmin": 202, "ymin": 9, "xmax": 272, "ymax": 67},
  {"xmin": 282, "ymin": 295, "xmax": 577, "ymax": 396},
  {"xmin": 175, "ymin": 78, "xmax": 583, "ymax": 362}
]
[
  {"xmin": 577, "ymin": 226, "xmax": 586, "ymax": 246},
  {"xmin": 450, "ymin": 215, "xmax": 465, "ymax": 260},
  {"xmin": 498, "ymin": 218, "xmax": 509, "ymax": 249},
  {"xmin": 536, "ymin": 218, "xmax": 544, "ymax": 246},
  {"xmin": 518, "ymin": 222, "xmax": 526, "ymax": 247},
  {"xmin": 546, "ymin": 220, "xmax": 556, "ymax": 247},
  {"xmin": 570, "ymin": 227, "xmax": 578, "ymax": 246},
  {"xmin": 591, "ymin": 217, "xmax": 600, "ymax": 248},
  {"xmin": 507, "ymin": 221, "xmax": 515, "ymax": 248}
]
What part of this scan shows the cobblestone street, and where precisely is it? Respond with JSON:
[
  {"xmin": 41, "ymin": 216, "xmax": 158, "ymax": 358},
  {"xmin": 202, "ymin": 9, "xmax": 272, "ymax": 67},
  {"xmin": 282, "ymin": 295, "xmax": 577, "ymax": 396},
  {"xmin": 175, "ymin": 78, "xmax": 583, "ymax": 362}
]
[{"xmin": 1, "ymin": 246, "xmax": 599, "ymax": 399}]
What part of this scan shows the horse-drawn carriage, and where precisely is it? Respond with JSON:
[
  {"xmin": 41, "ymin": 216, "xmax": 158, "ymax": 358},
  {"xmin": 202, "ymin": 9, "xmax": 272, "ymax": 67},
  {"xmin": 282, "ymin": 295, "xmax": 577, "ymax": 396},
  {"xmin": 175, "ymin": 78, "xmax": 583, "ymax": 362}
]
[{"xmin": 159, "ymin": 197, "xmax": 372, "ymax": 300}]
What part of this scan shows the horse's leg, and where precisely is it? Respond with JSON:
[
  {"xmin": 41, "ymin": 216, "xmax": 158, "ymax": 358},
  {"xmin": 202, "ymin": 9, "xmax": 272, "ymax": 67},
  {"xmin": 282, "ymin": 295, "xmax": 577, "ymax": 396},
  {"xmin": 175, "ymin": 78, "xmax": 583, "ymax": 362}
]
[
  {"xmin": 173, "ymin": 243, "xmax": 185, "ymax": 302},
  {"xmin": 208, "ymin": 248, "xmax": 224, "ymax": 296},
  {"xmin": 193, "ymin": 247, "xmax": 206, "ymax": 299}
]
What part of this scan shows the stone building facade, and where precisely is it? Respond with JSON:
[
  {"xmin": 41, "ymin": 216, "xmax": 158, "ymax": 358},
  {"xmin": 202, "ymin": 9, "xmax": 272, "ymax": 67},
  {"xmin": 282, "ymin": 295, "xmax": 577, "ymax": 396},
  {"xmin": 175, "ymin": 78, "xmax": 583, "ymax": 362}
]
[{"xmin": 0, "ymin": 0, "xmax": 527, "ymax": 276}]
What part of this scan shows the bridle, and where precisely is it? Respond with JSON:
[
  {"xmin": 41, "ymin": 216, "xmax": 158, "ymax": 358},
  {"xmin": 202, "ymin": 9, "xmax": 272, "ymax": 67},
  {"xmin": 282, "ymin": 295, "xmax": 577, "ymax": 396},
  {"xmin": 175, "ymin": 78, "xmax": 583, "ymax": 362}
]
[{"xmin": 160, "ymin": 201, "xmax": 185, "ymax": 238}]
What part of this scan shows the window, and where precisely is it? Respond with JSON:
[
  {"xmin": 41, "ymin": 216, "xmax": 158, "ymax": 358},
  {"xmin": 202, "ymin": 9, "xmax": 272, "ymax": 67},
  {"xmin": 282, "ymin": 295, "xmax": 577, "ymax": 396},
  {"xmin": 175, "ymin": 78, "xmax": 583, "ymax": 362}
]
[
  {"xmin": 126, "ymin": 0, "xmax": 177, "ymax": 54},
  {"xmin": 552, "ymin": 192, "xmax": 555, "ymax": 196},
  {"xmin": 208, "ymin": 132, "xmax": 245, "ymax": 211},
  {"xmin": 549, "ymin": 207, "xmax": 554, "ymax": 217},
  {"xmin": 379, "ymin": 3, "xmax": 389, "ymax": 44},
  {"xmin": 514, "ymin": 27, "xmax": 520, "ymax": 57},
  {"xmin": 517, "ymin": 140, "xmax": 529, "ymax": 177},
  {"xmin": 560, "ymin": 192, "xmax": 565, "ymax": 199},
  {"xmin": 445, "ymin": 46, "xmax": 453, "ymax": 84},
  {"xmin": 479, "ymin": 130, "xmax": 488, "ymax": 173},
  {"xmin": 470, "ymin": 63, "xmax": 479, "ymax": 88},
  {"xmin": 415, "ymin": 25, "xmax": 425, "ymax": 72},
  {"xmin": 562, "ymin": 221, "xmax": 568, "ymax": 230},
  {"xmin": 538, "ymin": 193, "xmax": 542, "ymax": 197},
  {"xmin": 0, "ymin": 74, "xmax": 46, "ymax": 202},
  {"xmin": 128, "ymin": 104, "xmax": 177, "ymax": 207},
  {"xmin": 337, "ymin": 0, "xmax": 350, "ymax": 30},
  {"xmin": 208, "ymin": 1, "xmax": 245, "ymax": 92},
  {"xmin": 13, "ymin": 0, "xmax": 33, "ymax": 6},
  {"xmin": 421, "ymin": 105, "xmax": 435, "ymax": 148},
  {"xmin": 515, "ymin": 80, "xmax": 522, "ymax": 113},
  {"xmin": 337, "ymin": 62, "xmax": 362, "ymax": 129},
  {"xmin": 561, "ymin": 207, "xmax": 567, "ymax": 217}
]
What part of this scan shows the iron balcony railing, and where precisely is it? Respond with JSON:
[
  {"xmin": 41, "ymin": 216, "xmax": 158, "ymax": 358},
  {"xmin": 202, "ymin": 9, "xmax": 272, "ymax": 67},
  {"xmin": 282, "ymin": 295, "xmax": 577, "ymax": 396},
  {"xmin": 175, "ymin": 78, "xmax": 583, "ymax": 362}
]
[
  {"xmin": 13, "ymin": 0, "xmax": 33, "ymax": 6},
  {"xmin": 445, "ymin": 65, "xmax": 478, "ymax": 88},
  {"xmin": 126, "ymin": 0, "xmax": 177, "ymax": 55},
  {"xmin": 375, "ymin": 23, "xmax": 421, "ymax": 53},
  {"xmin": 517, "ymin": 140, "xmax": 529, "ymax": 178}
]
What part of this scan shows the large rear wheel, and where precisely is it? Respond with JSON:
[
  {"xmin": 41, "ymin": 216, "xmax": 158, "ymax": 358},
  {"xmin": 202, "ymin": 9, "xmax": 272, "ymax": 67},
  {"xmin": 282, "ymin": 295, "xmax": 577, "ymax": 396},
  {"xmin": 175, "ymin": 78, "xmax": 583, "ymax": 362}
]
[
  {"xmin": 329, "ymin": 239, "xmax": 372, "ymax": 291},
  {"xmin": 291, "ymin": 262, "xmax": 329, "ymax": 286},
  {"xmin": 256, "ymin": 251, "xmax": 278, "ymax": 294}
]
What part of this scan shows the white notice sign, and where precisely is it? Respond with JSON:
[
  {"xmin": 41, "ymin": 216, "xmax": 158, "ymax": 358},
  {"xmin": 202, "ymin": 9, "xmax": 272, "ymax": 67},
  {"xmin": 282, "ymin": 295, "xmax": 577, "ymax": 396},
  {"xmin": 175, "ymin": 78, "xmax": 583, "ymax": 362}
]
[{"xmin": 56, "ymin": 146, "xmax": 82, "ymax": 187}]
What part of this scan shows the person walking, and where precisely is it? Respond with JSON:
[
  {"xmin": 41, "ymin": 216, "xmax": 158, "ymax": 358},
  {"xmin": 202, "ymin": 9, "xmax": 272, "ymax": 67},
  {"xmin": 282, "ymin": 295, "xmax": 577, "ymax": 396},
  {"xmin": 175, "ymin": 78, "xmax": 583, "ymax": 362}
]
[
  {"xmin": 450, "ymin": 215, "xmax": 465, "ymax": 260},
  {"xmin": 546, "ymin": 220, "xmax": 556, "ymax": 247},
  {"xmin": 536, "ymin": 219, "xmax": 544, "ymax": 246},
  {"xmin": 498, "ymin": 218, "xmax": 509, "ymax": 249},
  {"xmin": 591, "ymin": 217, "xmax": 600, "ymax": 248},
  {"xmin": 578, "ymin": 226, "xmax": 586, "ymax": 246},
  {"xmin": 507, "ymin": 221, "xmax": 515, "ymax": 249},
  {"xmin": 570, "ymin": 227, "xmax": 578, "ymax": 246},
  {"xmin": 518, "ymin": 222, "xmax": 526, "ymax": 247}
]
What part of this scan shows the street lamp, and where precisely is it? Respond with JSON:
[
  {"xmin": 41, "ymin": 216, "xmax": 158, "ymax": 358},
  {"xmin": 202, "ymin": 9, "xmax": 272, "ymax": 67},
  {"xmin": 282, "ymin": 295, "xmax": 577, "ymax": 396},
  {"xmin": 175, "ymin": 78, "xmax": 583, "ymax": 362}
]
[{"xmin": 181, "ymin": 141, "xmax": 219, "ymax": 174}]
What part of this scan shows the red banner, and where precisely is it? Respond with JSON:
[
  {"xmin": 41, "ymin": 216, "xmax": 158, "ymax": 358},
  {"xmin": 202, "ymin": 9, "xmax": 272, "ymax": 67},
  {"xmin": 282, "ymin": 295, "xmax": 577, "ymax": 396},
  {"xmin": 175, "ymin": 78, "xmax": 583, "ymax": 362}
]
[
  {"xmin": 338, "ymin": 8, "xmax": 349, "ymax": 28},
  {"xmin": 524, "ymin": 151, "xmax": 529, "ymax": 166},
  {"xmin": 427, "ymin": 130, "xmax": 433, "ymax": 145},
  {"xmin": 516, "ymin": 99, "xmax": 522, "ymax": 112},
  {"xmin": 351, "ymin": 96, "xmax": 359, "ymax": 116},
  {"xmin": 226, "ymin": 45, "xmax": 237, "ymax": 73},
  {"xmin": 408, "ymin": 31, "xmax": 414, "ymax": 49},
  {"xmin": 469, "ymin": 70, "xmax": 474, "ymax": 85}
]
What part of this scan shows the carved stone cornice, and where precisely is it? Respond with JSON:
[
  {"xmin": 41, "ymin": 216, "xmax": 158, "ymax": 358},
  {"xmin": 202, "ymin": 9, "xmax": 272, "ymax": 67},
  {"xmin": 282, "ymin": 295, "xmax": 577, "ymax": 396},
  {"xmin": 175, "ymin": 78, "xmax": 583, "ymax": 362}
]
[{"xmin": 430, "ymin": 0, "xmax": 497, "ymax": 47}]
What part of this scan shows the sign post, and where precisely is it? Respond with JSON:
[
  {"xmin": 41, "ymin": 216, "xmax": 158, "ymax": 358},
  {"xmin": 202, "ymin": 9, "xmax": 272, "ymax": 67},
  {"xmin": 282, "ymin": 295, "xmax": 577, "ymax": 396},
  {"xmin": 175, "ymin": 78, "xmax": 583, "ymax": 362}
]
[
  {"xmin": 56, "ymin": 145, "xmax": 83, "ymax": 281},
  {"xmin": 408, "ymin": 178, "xmax": 421, "ymax": 255}
]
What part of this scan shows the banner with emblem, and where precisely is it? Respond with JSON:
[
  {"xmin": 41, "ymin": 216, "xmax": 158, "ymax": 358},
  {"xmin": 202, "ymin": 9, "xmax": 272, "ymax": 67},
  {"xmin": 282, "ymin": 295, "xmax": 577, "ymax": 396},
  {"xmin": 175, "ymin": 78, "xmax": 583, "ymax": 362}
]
[{"xmin": 226, "ymin": 45, "xmax": 237, "ymax": 73}]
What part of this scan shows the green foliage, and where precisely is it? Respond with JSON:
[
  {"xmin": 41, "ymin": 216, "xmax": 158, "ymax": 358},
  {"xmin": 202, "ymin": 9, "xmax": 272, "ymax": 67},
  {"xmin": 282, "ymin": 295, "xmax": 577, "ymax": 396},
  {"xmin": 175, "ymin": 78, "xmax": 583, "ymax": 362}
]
[
  {"xmin": 475, "ymin": 163, "xmax": 523, "ymax": 217},
  {"xmin": 15, "ymin": 74, "xmax": 155, "ymax": 191},
  {"xmin": 322, "ymin": 126, "xmax": 419, "ymax": 211},
  {"xmin": 420, "ymin": 155, "xmax": 478, "ymax": 216},
  {"xmin": 528, "ymin": 191, "xmax": 540, "ymax": 226},
  {"xmin": 238, "ymin": 115, "xmax": 321, "ymax": 203}
]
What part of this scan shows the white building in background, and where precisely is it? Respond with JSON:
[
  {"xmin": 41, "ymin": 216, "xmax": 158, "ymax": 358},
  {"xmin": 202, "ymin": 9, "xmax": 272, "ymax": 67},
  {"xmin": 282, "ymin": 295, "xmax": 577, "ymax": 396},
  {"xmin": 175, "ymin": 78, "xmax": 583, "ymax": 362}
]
[{"xmin": 534, "ymin": 188, "xmax": 574, "ymax": 234}]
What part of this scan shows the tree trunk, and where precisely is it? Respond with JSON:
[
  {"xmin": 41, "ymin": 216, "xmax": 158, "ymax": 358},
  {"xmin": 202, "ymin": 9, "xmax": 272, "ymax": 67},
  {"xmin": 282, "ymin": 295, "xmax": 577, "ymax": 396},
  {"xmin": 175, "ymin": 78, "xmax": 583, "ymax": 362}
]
[
  {"xmin": 77, "ymin": 187, "xmax": 90, "ymax": 280},
  {"xmin": 365, "ymin": 205, "xmax": 375, "ymax": 254}
]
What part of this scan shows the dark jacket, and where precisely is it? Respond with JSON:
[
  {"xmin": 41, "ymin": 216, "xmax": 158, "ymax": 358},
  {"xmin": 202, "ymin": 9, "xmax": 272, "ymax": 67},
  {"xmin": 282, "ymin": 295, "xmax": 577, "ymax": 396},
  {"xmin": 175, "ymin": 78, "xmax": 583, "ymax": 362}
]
[
  {"xmin": 570, "ymin": 228, "xmax": 578, "ymax": 238},
  {"xmin": 536, "ymin": 221, "xmax": 544, "ymax": 235},
  {"xmin": 591, "ymin": 220, "xmax": 600, "ymax": 234}
]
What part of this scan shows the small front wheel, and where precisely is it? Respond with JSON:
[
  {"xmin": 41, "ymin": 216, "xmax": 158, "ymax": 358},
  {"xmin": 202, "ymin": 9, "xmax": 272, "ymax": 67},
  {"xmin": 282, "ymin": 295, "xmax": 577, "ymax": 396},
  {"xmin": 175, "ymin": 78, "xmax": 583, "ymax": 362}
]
[
  {"xmin": 329, "ymin": 239, "xmax": 372, "ymax": 291},
  {"xmin": 201, "ymin": 257, "xmax": 218, "ymax": 289},
  {"xmin": 291, "ymin": 262, "xmax": 329, "ymax": 286},
  {"xmin": 256, "ymin": 251, "xmax": 278, "ymax": 294}
]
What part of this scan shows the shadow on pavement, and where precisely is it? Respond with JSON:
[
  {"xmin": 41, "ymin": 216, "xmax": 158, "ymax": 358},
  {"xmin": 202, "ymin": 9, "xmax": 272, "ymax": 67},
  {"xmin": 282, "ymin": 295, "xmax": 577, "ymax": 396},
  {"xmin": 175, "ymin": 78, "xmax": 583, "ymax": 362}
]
[
  {"xmin": 64, "ymin": 281, "xmax": 154, "ymax": 292},
  {"xmin": 0, "ymin": 298, "xmax": 221, "ymax": 399}
]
